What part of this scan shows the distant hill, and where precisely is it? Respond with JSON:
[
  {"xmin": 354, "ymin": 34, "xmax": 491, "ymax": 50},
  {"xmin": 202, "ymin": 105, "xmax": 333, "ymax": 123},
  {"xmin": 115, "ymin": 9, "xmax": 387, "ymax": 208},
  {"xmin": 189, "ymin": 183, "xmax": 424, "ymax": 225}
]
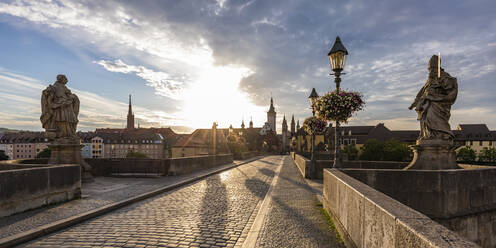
[{"xmin": 0, "ymin": 127, "xmax": 20, "ymax": 133}]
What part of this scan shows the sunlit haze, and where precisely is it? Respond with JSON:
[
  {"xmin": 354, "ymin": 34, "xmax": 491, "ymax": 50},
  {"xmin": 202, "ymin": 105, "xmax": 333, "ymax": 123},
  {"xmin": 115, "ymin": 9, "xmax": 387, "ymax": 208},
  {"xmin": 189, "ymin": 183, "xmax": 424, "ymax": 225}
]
[{"xmin": 0, "ymin": 0, "xmax": 495, "ymax": 132}]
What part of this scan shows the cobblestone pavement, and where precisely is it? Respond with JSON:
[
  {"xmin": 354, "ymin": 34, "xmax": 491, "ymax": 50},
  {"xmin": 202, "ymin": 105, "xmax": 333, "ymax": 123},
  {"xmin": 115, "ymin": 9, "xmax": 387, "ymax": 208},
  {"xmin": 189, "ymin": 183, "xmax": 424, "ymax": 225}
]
[
  {"xmin": 18, "ymin": 156, "xmax": 283, "ymax": 248},
  {"xmin": 255, "ymin": 156, "xmax": 344, "ymax": 248},
  {"xmin": 0, "ymin": 158, "xmax": 257, "ymax": 240}
]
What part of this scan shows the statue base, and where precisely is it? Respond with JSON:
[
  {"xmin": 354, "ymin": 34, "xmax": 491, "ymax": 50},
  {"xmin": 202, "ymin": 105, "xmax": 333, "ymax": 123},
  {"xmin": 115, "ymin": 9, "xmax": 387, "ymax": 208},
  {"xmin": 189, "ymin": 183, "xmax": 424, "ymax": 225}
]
[
  {"xmin": 404, "ymin": 139, "xmax": 461, "ymax": 170},
  {"xmin": 48, "ymin": 143, "xmax": 94, "ymax": 183}
]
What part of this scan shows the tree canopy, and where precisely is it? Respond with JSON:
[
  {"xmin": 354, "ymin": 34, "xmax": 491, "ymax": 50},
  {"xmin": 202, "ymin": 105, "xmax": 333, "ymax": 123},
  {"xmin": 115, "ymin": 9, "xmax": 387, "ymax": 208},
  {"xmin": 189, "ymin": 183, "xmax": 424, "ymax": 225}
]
[
  {"xmin": 36, "ymin": 148, "xmax": 51, "ymax": 158},
  {"xmin": 359, "ymin": 139, "xmax": 412, "ymax": 162}
]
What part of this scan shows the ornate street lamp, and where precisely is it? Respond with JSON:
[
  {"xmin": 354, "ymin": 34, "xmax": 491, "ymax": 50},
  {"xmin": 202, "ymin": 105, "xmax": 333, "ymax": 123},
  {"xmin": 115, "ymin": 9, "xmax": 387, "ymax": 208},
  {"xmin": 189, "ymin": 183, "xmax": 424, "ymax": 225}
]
[
  {"xmin": 328, "ymin": 36, "xmax": 348, "ymax": 168},
  {"xmin": 309, "ymin": 88, "xmax": 319, "ymax": 116},
  {"xmin": 308, "ymin": 88, "xmax": 319, "ymax": 178}
]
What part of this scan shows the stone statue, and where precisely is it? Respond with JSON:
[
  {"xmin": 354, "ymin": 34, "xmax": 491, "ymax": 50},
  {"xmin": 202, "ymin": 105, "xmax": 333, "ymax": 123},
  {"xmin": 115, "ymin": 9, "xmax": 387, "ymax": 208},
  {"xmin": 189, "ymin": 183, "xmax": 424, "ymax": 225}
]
[
  {"xmin": 40, "ymin": 74, "xmax": 93, "ymax": 182},
  {"xmin": 41, "ymin": 74, "xmax": 80, "ymax": 143},
  {"xmin": 405, "ymin": 55, "xmax": 459, "ymax": 170},
  {"xmin": 409, "ymin": 55, "xmax": 458, "ymax": 141}
]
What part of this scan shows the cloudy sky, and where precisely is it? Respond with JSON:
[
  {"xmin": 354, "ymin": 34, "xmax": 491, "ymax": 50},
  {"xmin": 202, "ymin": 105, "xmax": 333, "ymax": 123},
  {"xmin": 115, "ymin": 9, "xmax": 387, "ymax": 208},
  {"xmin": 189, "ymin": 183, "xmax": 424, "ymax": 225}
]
[{"xmin": 0, "ymin": 0, "xmax": 495, "ymax": 133}]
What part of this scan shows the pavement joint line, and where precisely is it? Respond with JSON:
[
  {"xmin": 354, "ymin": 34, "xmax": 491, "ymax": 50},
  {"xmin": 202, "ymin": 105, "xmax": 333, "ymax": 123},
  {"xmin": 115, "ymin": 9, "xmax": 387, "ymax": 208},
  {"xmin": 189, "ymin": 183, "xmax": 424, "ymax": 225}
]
[
  {"xmin": 240, "ymin": 156, "xmax": 284, "ymax": 248},
  {"xmin": 0, "ymin": 156, "xmax": 264, "ymax": 248}
]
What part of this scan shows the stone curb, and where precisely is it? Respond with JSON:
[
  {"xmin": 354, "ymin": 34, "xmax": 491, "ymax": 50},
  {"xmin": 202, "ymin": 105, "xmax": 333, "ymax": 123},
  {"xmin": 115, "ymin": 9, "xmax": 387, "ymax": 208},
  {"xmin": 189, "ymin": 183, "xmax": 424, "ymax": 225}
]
[{"xmin": 0, "ymin": 156, "xmax": 263, "ymax": 248}]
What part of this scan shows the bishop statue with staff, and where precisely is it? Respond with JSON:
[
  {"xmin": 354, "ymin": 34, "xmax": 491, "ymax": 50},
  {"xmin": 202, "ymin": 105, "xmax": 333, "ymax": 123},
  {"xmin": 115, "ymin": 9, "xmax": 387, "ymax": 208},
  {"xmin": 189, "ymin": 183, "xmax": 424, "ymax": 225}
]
[{"xmin": 409, "ymin": 55, "xmax": 458, "ymax": 141}]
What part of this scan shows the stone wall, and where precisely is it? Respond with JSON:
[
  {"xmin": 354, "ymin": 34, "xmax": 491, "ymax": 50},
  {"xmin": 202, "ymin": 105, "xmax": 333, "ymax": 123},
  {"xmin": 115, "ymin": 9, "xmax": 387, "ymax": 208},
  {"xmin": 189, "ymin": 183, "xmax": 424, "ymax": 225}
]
[
  {"xmin": 294, "ymin": 153, "xmax": 310, "ymax": 178},
  {"xmin": 86, "ymin": 154, "xmax": 234, "ymax": 177},
  {"xmin": 342, "ymin": 160, "xmax": 408, "ymax": 169},
  {"xmin": 86, "ymin": 158, "xmax": 170, "ymax": 176},
  {"xmin": 291, "ymin": 154, "xmax": 407, "ymax": 179},
  {"xmin": 168, "ymin": 154, "xmax": 233, "ymax": 175},
  {"xmin": 323, "ymin": 168, "xmax": 478, "ymax": 248},
  {"xmin": 0, "ymin": 164, "xmax": 81, "ymax": 217},
  {"xmin": 341, "ymin": 167, "xmax": 496, "ymax": 247},
  {"xmin": 233, "ymin": 151, "xmax": 259, "ymax": 160}
]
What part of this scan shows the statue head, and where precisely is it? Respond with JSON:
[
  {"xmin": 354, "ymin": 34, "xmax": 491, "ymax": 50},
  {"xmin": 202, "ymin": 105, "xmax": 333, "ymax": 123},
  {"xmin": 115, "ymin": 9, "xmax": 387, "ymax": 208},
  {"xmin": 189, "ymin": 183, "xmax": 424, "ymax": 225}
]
[
  {"xmin": 428, "ymin": 55, "xmax": 440, "ymax": 78},
  {"xmin": 56, "ymin": 74, "xmax": 68, "ymax": 84}
]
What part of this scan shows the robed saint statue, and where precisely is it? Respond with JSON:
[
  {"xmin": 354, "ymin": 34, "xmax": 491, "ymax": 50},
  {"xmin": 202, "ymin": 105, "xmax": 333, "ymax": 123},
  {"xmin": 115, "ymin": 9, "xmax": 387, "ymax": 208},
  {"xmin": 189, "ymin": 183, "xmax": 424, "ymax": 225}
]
[
  {"xmin": 409, "ymin": 55, "xmax": 458, "ymax": 141},
  {"xmin": 40, "ymin": 74, "xmax": 80, "ymax": 142}
]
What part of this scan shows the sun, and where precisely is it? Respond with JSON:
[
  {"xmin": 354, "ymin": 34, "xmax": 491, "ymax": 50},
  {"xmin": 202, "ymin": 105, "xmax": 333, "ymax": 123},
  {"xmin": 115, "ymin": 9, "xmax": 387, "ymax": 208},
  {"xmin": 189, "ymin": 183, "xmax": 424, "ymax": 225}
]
[{"xmin": 181, "ymin": 65, "xmax": 265, "ymax": 129}]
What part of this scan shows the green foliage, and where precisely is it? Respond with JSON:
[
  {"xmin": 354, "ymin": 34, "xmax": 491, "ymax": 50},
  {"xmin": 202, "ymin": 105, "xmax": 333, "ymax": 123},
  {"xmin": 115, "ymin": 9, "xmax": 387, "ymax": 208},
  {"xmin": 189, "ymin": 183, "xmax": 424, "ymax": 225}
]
[
  {"xmin": 263, "ymin": 131, "xmax": 279, "ymax": 152},
  {"xmin": 383, "ymin": 139, "xmax": 413, "ymax": 162},
  {"xmin": 318, "ymin": 204, "xmax": 344, "ymax": 244},
  {"xmin": 359, "ymin": 139, "xmax": 384, "ymax": 161},
  {"xmin": 245, "ymin": 129, "xmax": 263, "ymax": 151},
  {"xmin": 36, "ymin": 148, "xmax": 51, "ymax": 158},
  {"xmin": 478, "ymin": 147, "xmax": 496, "ymax": 163},
  {"xmin": 359, "ymin": 139, "xmax": 412, "ymax": 162},
  {"xmin": 341, "ymin": 144, "xmax": 358, "ymax": 160},
  {"xmin": 0, "ymin": 150, "xmax": 8, "ymax": 160},
  {"xmin": 126, "ymin": 151, "xmax": 148, "ymax": 158},
  {"xmin": 226, "ymin": 134, "xmax": 237, "ymax": 143},
  {"xmin": 227, "ymin": 140, "xmax": 248, "ymax": 157},
  {"xmin": 456, "ymin": 146, "xmax": 476, "ymax": 162}
]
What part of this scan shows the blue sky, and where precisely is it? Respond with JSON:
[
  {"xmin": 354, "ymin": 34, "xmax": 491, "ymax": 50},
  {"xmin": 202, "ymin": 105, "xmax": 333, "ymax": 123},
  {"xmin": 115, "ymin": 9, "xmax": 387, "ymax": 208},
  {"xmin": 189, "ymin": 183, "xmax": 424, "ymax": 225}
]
[{"xmin": 0, "ymin": 0, "xmax": 495, "ymax": 133}]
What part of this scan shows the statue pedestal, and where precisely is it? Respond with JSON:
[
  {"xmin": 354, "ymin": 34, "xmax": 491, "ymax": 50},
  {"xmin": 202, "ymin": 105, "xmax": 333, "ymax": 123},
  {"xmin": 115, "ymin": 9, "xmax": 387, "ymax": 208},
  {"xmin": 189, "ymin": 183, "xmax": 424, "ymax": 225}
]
[
  {"xmin": 404, "ymin": 139, "xmax": 460, "ymax": 170},
  {"xmin": 48, "ymin": 143, "xmax": 94, "ymax": 183}
]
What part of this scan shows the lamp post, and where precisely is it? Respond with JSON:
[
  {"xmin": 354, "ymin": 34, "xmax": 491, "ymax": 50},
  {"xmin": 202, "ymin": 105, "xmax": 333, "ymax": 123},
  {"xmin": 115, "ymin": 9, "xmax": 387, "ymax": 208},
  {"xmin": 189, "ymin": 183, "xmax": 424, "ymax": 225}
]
[
  {"xmin": 328, "ymin": 36, "xmax": 348, "ymax": 168},
  {"xmin": 308, "ymin": 88, "xmax": 319, "ymax": 178}
]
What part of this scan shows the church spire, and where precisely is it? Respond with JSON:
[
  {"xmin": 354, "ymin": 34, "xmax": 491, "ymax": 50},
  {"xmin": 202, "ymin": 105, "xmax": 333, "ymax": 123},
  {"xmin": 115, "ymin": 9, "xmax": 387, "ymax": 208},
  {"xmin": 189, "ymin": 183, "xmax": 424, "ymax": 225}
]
[
  {"xmin": 127, "ymin": 94, "xmax": 135, "ymax": 129},
  {"xmin": 268, "ymin": 97, "xmax": 275, "ymax": 113},
  {"xmin": 290, "ymin": 114, "xmax": 295, "ymax": 135}
]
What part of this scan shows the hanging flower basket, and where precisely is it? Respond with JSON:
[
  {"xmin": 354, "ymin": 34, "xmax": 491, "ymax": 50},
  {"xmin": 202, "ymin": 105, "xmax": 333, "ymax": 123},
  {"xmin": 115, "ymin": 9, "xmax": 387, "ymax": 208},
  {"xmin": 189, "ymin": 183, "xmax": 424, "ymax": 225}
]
[
  {"xmin": 316, "ymin": 90, "xmax": 365, "ymax": 123},
  {"xmin": 303, "ymin": 116, "xmax": 327, "ymax": 135}
]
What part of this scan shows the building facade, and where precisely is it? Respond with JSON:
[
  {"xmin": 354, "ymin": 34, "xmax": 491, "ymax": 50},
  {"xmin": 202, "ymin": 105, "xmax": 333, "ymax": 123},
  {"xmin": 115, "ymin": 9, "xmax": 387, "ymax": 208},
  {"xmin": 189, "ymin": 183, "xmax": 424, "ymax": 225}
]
[{"xmin": 294, "ymin": 123, "xmax": 496, "ymax": 156}]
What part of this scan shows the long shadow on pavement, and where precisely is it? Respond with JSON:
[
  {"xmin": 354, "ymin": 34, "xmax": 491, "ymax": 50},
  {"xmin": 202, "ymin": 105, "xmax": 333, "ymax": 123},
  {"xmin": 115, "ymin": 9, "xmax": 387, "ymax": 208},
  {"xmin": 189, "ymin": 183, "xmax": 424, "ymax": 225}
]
[{"xmin": 199, "ymin": 174, "xmax": 229, "ymax": 245}]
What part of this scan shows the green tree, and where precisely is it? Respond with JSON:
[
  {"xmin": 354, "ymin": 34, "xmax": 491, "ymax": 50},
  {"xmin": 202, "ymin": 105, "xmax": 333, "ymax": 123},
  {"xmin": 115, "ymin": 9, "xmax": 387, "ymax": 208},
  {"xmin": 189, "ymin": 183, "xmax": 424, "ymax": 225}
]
[
  {"xmin": 0, "ymin": 150, "xmax": 8, "ymax": 160},
  {"xmin": 341, "ymin": 145, "xmax": 358, "ymax": 160},
  {"xmin": 478, "ymin": 147, "xmax": 496, "ymax": 163},
  {"xmin": 359, "ymin": 139, "xmax": 412, "ymax": 162},
  {"xmin": 359, "ymin": 139, "xmax": 384, "ymax": 161},
  {"xmin": 263, "ymin": 131, "xmax": 279, "ymax": 152},
  {"xmin": 36, "ymin": 148, "xmax": 51, "ymax": 158},
  {"xmin": 456, "ymin": 146, "xmax": 476, "ymax": 162},
  {"xmin": 228, "ymin": 141, "xmax": 248, "ymax": 157},
  {"xmin": 126, "ymin": 151, "xmax": 148, "ymax": 158},
  {"xmin": 383, "ymin": 139, "xmax": 413, "ymax": 162}
]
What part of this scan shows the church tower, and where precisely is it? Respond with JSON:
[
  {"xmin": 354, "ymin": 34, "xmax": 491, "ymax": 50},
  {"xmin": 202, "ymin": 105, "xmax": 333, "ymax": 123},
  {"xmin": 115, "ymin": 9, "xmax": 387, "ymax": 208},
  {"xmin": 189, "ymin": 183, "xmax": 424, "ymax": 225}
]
[
  {"xmin": 127, "ymin": 94, "xmax": 135, "ymax": 129},
  {"xmin": 282, "ymin": 115, "xmax": 288, "ymax": 153},
  {"xmin": 241, "ymin": 119, "xmax": 245, "ymax": 129},
  {"xmin": 267, "ymin": 97, "xmax": 277, "ymax": 134},
  {"xmin": 249, "ymin": 116, "xmax": 253, "ymax": 129},
  {"xmin": 291, "ymin": 114, "xmax": 295, "ymax": 137},
  {"xmin": 297, "ymin": 119, "xmax": 300, "ymax": 130}
]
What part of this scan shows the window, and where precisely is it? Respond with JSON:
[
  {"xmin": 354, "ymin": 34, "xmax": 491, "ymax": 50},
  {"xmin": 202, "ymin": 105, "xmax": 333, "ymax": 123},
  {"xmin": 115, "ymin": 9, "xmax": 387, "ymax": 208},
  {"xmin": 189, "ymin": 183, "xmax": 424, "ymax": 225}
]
[
  {"xmin": 344, "ymin": 139, "xmax": 349, "ymax": 145},
  {"xmin": 351, "ymin": 139, "xmax": 356, "ymax": 145},
  {"xmin": 480, "ymin": 141, "xmax": 483, "ymax": 146},
  {"xmin": 490, "ymin": 141, "xmax": 493, "ymax": 146},
  {"xmin": 470, "ymin": 141, "xmax": 473, "ymax": 146}
]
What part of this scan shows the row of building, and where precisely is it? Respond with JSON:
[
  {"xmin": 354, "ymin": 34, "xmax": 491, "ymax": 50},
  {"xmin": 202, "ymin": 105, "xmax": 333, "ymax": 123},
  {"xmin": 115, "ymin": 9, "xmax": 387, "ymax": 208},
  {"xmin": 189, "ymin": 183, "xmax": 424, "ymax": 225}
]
[
  {"xmin": 292, "ymin": 123, "xmax": 496, "ymax": 154},
  {"xmin": 1, "ymin": 94, "xmax": 495, "ymax": 160}
]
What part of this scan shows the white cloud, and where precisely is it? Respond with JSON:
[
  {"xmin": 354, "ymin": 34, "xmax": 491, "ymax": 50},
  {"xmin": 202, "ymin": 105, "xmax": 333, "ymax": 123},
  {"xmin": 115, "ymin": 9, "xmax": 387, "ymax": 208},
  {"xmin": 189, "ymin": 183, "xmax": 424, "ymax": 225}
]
[
  {"xmin": 94, "ymin": 59, "xmax": 186, "ymax": 99},
  {"xmin": 0, "ymin": 1, "xmax": 213, "ymax": 67},
  {"xmin": 0, "ymin": 69, "xmax": 181, "ymax": 130}
]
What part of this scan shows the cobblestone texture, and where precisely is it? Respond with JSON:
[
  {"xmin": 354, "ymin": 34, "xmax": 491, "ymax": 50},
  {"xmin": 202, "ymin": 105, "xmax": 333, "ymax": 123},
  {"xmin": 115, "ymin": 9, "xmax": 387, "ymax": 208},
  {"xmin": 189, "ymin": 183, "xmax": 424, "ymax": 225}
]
[
  {"xmin": 255, "ymin": 156, "xmax": 344, "ymax": 248},
  {"xmin": 0, "ymin": 159, "xmax": 254, "ymax": 240},
  {"xmin": 18, "ymin": 156, "xmax": 282, "ymax": 248}
]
